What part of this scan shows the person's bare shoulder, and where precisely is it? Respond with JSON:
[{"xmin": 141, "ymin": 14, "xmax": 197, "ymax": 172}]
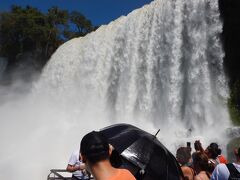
[{"xmin": 181, "ymin": 166, "xmax": 194, "ymax": 180}]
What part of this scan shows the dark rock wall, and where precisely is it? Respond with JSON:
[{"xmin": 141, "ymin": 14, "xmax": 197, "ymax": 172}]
[{"xmin": 219, "ymin": 0, "xmax": 240, "ymax": 86}]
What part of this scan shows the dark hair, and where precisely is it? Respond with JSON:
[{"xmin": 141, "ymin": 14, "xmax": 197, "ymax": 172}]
[
  {"xmin": 207, "ymin": 143, "xmax": 221, "ymax": 159},
  {"xmin": 80, "ymin": 131, "xmax": 110, "ymax": 164},
  {"xmin": 234, "ymin": 147, "xmax": 240, "ymax": 158},
  {"xmin": 176, "ymin": 147, "xmax": 191, "ymax": 166},
  {"xmin": 192, "ymin": 152, "xmax": 211, "ymax": 176},
  {"xmin": 110, "ymin": 150, "xmax": 122, "ymax": 168}
]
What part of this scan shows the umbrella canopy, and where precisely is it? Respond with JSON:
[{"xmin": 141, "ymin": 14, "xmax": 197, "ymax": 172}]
[{"xmin": 100, "ymin": 123, "xmax": 183, "ymax": 180}]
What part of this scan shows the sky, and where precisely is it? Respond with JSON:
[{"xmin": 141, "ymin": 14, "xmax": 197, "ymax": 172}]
[{"xmin": 0, "ymin": 0, "xmax": 153, "ymax": 25}]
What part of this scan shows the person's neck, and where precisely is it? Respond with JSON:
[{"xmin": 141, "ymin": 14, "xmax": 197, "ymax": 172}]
[{"xmin": 89, "ymin": 160, "xmax": 118, "ymax": 180}]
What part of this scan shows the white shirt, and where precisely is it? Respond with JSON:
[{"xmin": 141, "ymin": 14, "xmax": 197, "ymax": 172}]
[
  {"xmin": 68, "ymin": 150, "xmax": 88, "ymax": 179},
  {"xmin": 211, "ymin": 163, "xmax": 240, "ymax": 180}
]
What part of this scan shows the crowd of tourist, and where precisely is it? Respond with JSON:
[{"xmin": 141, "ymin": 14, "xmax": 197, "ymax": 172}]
[
  {"xmin": 65, "ymin": 131, "xmax": 240, "ymax": 180},
  {"xmin": 176, "ymin": 140, "xmax": 240, "ymax": 180}
]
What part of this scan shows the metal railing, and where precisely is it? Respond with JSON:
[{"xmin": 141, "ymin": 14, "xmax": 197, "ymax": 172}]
[
  {"xmin": 47, "ymin": 169, "xmax": 72, "ymax": 180},
  {"xmin": 47, "ymin": 169, "xmax": 94, "ymax": 180}
]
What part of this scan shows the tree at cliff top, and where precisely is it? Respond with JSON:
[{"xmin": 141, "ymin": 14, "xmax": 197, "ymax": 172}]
[{"xmin": 0, "ymin": 5, "xmax": 96, "ymax": 82}]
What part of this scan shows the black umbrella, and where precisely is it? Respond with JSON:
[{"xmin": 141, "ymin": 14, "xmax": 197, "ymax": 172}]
[{"xmin": 100, "ymin": 123, "xmax": 183, "ymax": 180}]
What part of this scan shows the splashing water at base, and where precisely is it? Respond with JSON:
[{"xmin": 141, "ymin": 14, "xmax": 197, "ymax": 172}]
[{"xmin": 0, "ymin": 0, "xmax": 231, "ymax": 179}]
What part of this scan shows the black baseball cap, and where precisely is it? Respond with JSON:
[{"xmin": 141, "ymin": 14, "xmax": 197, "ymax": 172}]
[{"xmin": 80, "ymin": 131, "xmax": 110, "ymax": 163}]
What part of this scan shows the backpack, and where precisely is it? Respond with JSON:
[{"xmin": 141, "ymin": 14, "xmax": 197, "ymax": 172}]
[{"xmin": 226, "ymin": 163, "xmax": 240, "ymax": 180}]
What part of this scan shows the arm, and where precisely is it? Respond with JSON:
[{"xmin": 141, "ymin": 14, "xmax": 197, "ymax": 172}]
[
  {"xmin": 66, "ymin": 151, "xmax": 86, "ymax": 172},
  {"xmin": 66, "ymin": 163, "xmax": 86, "ymax": 172},
  {"xmin": 194, "ymin": 140, "xmax": 204, "ymax": 152}
]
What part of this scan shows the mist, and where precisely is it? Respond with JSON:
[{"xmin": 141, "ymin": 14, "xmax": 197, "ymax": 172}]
[
  {"xmin": 0, "ymin": 74, "xmax": 229, "ymax": 180},
  {"xmin": 0, "ymin": 76, "xmax": 159, "ymax": 180}
]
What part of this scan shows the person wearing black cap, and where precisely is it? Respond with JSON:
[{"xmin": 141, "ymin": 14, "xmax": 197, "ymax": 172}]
[{"xmin": 80, "ymin": 131, "xmax": 136, "ymax": 180}]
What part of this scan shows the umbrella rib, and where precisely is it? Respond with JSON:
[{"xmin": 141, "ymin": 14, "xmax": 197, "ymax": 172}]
[{"xmin": 154, "ymin": 129, "xmax": 160, "ymax": 138}]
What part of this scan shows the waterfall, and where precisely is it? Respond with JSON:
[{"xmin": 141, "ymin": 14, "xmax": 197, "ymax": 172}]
[
  {"xmin": 0, "ymin": 0, "xmax": 231, "ymax": 179},
  {"xmin": 38, "ymin": 0, "xmax": 229, "ymax": 136}
]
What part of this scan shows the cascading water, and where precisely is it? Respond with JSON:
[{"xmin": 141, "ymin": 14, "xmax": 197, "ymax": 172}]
[
  {"xmin": 0, "ymin": 0, "xmax": 231, "ymax": 180},
  {"xmin": 38, "ymin": 0, "xmax": 229, "ymax": 140}
]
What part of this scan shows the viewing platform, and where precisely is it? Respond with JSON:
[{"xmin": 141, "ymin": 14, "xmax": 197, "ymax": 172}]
[{"xmin": 47, "ymin": 169, "xmax": 94, "ymax": 180}]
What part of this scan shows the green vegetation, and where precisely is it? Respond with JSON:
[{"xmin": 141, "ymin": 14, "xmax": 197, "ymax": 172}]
[
  {"xmin": 227, "ymin": 137, "xmax": 240, "ymax": 162},
  {"xmin": 228, "ymin": 80, "xmax": 240, "ymax": 125},
  {"xmin": 0, "ymin": 5, "xmax": 97, "ymax": 81},
  {"xmin": 219, "ymin": 0, "xmax": 240, "ymax": 125}
]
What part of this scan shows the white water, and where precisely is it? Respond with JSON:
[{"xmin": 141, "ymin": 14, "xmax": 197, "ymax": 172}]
[{"xmin": 0, "ymin": 0, "xmax": 231, "ymax": 179}]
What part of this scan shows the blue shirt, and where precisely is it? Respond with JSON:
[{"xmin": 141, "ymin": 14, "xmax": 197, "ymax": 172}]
[{"xmin": 211, "ymin": 163, "xmax": 240, "ymax": 180}]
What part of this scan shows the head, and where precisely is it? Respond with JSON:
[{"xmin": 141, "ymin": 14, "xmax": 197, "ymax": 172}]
[
  {"xmin": 205, "ymin": 143, "xmax": 221, "ymax": 159},
  {"xmin": 80, "ymin": 131, "xmax": 111, "ymax": 165},
  {"xmin": 234, "ymin": 147, "xmax": 240, "ymax": 161},
  {"xmin": 176, "ymin": 147, "xmax": 191, "ymax": 166},
  {"xmin": 192, "ymin": 152, "xmax": 209, "ymax": 173}
]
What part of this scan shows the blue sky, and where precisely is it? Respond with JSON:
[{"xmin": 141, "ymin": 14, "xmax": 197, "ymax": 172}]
[{"xmin": 0, "ymin": 0, "xmax": 153, "ymax": 25}]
